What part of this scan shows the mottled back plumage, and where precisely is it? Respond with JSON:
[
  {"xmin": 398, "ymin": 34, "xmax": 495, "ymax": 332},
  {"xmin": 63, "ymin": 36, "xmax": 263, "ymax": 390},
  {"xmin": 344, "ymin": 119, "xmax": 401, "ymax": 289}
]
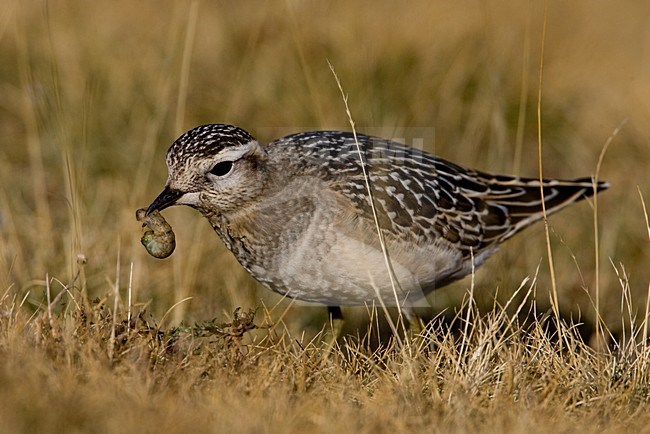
[{"xmin": 269, "ymin": 130, "xmax": 605, "ymax": 257}]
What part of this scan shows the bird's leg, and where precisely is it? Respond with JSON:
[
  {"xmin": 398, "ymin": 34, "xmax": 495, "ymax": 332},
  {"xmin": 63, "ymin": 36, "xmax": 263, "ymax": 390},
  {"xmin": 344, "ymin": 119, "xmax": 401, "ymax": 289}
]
[
  {"xmin": 327, "ymin": 305, "xmax": 344, "ymax": 343},
  {"xmin": 403, "ymin": 306, "xmax": 424, "ymax": 336}
]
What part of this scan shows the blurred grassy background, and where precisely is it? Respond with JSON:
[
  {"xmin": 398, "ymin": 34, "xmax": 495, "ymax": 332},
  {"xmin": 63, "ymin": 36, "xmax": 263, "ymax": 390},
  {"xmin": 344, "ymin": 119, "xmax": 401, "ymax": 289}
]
[{"xmin": 0, "ymin": 0, "xmax": 648, "ymax": 336}]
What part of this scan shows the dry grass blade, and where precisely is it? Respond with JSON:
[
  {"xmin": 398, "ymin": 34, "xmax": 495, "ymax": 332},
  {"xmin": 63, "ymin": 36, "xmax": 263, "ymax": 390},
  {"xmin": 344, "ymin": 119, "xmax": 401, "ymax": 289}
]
[
  {"xmin": 638, "ymin": 187, "xmax": 650, "ymax": 242},
  {"xmin": 535, "ymin": 0, "xmax": 562, "ymax": 345},
  {"xmin": 327, "ymin": 60, "xmax": 405, "ymax": 343}
]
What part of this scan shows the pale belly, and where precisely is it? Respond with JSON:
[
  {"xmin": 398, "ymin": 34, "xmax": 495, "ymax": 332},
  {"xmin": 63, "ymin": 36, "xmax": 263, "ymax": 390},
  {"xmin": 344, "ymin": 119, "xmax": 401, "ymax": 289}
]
[{"xmin": 253, "ymin": 224, "xmax": 469, "ymax": 306}]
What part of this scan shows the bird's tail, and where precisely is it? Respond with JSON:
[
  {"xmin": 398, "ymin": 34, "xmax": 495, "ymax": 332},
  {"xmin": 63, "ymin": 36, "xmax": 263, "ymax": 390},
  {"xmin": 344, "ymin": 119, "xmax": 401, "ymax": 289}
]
[{"xmin": 477, "ymin": 175, "xmax": 609, "ymax": 243}]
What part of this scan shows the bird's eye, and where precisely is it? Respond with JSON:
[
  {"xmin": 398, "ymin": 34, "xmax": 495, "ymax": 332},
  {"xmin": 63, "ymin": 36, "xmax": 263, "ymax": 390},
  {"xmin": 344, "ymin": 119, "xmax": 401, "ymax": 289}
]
[{"xmin": 209, "ymin": 161, "xmax": 234, "ymax": 177}]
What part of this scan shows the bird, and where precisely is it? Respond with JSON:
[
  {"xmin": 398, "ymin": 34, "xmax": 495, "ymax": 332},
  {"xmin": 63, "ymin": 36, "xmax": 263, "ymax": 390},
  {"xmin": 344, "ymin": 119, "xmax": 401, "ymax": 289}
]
[{"xmin": 145, "ymin": 123, "xmax": 608, "ymax": 331}]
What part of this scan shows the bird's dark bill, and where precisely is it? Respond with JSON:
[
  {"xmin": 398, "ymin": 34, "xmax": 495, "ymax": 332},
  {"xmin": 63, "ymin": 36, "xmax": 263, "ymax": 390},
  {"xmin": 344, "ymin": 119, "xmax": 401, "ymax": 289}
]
[{"xmin": 146, "ymin": 187, "xmax": 184, "ymax": 215}]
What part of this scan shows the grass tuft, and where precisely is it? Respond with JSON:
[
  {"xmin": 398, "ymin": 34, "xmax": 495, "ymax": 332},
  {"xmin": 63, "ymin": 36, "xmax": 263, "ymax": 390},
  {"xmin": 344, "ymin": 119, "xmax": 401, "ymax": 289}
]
[{"xmin": 3, "ymin": 281, "xmax": 650, "ymax": 432}]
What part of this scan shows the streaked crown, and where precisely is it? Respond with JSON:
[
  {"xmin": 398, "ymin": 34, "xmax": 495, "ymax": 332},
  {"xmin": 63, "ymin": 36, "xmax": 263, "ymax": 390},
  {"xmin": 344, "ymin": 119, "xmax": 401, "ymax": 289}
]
[{"xmin": 166, "ymin": 124, "xmax": 257, "ymax": 167}]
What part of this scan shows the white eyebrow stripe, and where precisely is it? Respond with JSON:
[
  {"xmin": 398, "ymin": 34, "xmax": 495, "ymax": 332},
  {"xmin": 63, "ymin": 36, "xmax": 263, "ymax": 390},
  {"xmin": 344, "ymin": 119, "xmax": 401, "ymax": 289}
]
[{"xmin": 215, "ymin": 140, "xmax": 260, "ymax": 161}]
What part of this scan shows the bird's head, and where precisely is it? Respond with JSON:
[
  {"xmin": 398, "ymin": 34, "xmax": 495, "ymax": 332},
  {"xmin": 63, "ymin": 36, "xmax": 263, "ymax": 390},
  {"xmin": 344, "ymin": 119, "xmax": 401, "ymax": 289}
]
[{"xmin": 146, "ymin": 124, "xmax": 268, "ymax": 216}]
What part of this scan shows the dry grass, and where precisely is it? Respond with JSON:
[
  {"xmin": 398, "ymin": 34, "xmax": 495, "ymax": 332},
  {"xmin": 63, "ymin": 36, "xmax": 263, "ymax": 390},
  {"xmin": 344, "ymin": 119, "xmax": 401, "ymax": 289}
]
[
  {"xmin": 3, "ymin": 279, "xmax": 650, "ymax": 433},
  {"xmin": 1, "ymin": 0, "xmax": 650, "ymax": 432}
]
